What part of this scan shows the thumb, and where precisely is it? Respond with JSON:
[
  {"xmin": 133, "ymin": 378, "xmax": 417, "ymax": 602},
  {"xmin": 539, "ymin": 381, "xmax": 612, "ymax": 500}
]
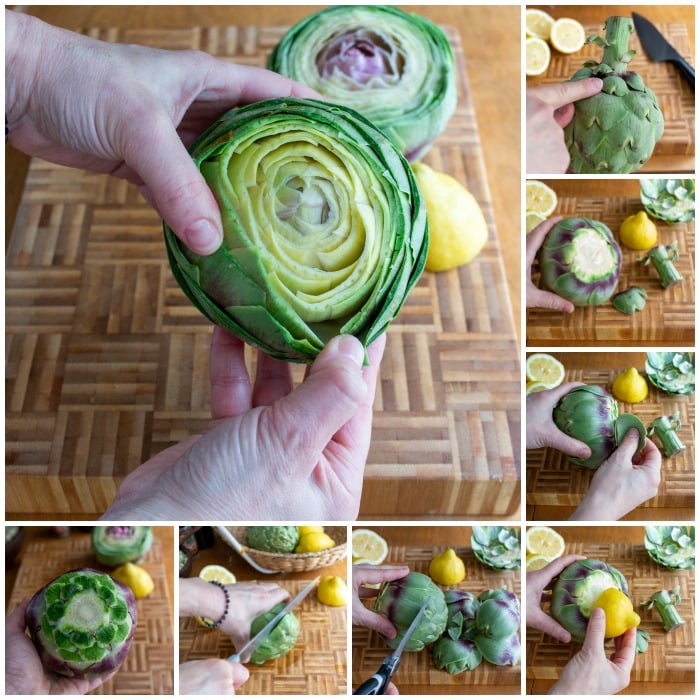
[
  {"xmin": 544, "ymin": 77, "xmax": 604, "ymax": 109},
  {"xmin": 617, "ymin": 428, "xmax": 644, "ymax": 457},
  {"xmin": 227, "ymin": 660, "xmax": 250, "ymax": 689},
  {"xmin": 529, "ymin": 288, "xmax": 575, "ymax": 313},
  {"xmin": 582, "ymin": 607, "xmax": 606, "ymax": 652},
  {"xmin": 264, "ymin": 335, "xmax": 367, "ymax": 467},
  {"xmin": 125, "ymin": 110, "xmax": 223, "ymax": 256}
]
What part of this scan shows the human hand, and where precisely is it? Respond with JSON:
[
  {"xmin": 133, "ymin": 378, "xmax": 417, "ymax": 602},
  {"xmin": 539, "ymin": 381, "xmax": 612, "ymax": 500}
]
[
  {"xmin": 5, "ymin": 10, "xmax": 319, "ymax": 256},
  {"xmin": 526, "ymin": 382, "xmax": 591, "ymax": 460},
  {"xmin": 5, "ymin": 598, "xmax": 118, "ymax": 695},
  {"xmin": 179, "ymin": 659, "xmax": 249, "ymax": 695},
  {"xmin": 570, "ymin": 431, "xmax": 662, "ymax": 521},
  {"xmin": 104, "ymin": 331, "xmax": 385, "ymax": 520},
  {"xmin": 178, "ymin": 577, "xmax": 290, "ymax": 651},
  {"xmin": 526, "ymin": 217, "xmax": 577, "ymax": 313},
  {"xmin": 351, "ymin": 564, "xmax": 411, "ymax": 639},
  {"xmin": 526, "ymin": 79, "xmax": 603, "ymax": 174},
  {"xmin": 526, "ymin": 554, "xmax": 586, "ymax": 643},
  {"xmin": 548, "ymin": 607, "xmax": 636, "ymax": 695}
]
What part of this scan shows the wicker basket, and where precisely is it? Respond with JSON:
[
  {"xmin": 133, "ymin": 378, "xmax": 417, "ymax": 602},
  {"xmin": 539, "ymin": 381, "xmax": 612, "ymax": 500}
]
[{"xmin": 220, "ymin": 526, "xmax": 347, "ymax": 573}]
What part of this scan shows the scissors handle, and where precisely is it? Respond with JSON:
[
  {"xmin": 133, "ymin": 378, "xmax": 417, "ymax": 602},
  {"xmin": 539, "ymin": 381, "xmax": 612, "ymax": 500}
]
[{"xmin": 353, "ymin": 670, "xmax": 388, "ymax": 695}]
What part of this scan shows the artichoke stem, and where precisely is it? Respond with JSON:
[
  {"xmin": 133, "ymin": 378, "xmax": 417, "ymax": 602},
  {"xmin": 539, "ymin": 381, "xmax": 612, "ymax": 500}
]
[
  {"xmin": 601, "ymin": 17, "xmax": 635, "ymax": 71},
  {"xmin": 645, "ymin": 588, "xmax": 685, "ymax": 632},
  {"xmin": 648, "ymin": 414, "xmax": 686, "ymax": 458},
  {"xmin": 642, "ymin": 243, "xmax": 683, "ymax": 289}
]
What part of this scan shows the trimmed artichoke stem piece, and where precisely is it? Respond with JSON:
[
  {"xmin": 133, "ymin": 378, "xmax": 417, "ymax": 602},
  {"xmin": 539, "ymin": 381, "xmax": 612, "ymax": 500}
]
[
  {"xmin": 565, "ymin": 16, "xmax": 664, "ymax": 174},
  {"xmin": 648, "ymin": 413, "xmax": 686, "ymax": 458},
  {"xmin": 640, "ymin": 242, "xmax": 684, "ymax": 289},
  {"xmin": 643, "ymin": 587, "xmax": 685, "ymax": 632}
]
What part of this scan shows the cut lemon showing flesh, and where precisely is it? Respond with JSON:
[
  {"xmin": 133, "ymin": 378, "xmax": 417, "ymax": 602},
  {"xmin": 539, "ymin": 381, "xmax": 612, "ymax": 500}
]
[
  {"xmin": 525, "ymin": 353, "xmax": 565, "ymax": 388},
  {"xmin": 351, "ymin": 529, "xmax": 388, "ymax": 565},
  {"xmin": 526, "ymin": 381, "xmax": 549, "ymax": 395},
  {"xmin": 198, "ymin": 564, "xmax": 236, "ymax": 584},
  {"xmin": 525, "ymin": 180, "xmax": 558, "ymax": 217},
  {"xmin": 526, "ymin": 210, "xmax": 546, "ymax": 234},
  {"xmin": 526, "ymin": 37, "xmax": 551, "ymax": 77},
  {"xmin": 525, "ymin": 8, "xmax": 555, "ymax": 40},
  {"xmin": 526, "ymin": 526, "xmax": 565, "ymax": 560},
  {"xmin": 550, "ymin": 18, "xmax": 586, "ymax": 54},
  {"xmin": 526, "ymin": 555, "xmax": 552, "ymax": 572}
]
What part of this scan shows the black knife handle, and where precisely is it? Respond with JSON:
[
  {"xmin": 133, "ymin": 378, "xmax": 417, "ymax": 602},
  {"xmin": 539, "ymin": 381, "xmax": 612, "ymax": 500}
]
[{"xmin": 672, "ymin": 57, "xmax": 695, "ymax": 91}]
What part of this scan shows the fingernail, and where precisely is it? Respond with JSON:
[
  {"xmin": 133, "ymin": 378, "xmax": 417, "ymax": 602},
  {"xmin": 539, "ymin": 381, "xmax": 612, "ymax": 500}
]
[
  {"xmin": 185, "ymin": 218, "xmax": 222, "ymax": 254},
  {"xmin": 328, "ymin": 335, "xmax": 365, "ymax": 366}
]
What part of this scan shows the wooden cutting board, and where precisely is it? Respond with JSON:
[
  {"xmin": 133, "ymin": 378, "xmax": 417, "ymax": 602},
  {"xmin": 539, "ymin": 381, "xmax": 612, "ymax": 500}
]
[
  {"xmin": 6, "ymin": 531, "xmax": 173, "ymax": 695},
  {"xmin": 526, "ymin": 351, "xmax": 695, "ymax": 518},
  {"xmin": 527, "ymin": 21, "xmax": 695, "ymax": 171},
  {"xmin": 526, "ymin": 190, "xmax": 695, "ymax": 346},
  {"xmin": 352, "ymin": 543, "xmax": 521, "ymax": 694},
  {"xmin": 179, "ymin": 578, "xmax": 347, "ymax": 695},
  {"xmin": 5, "ymin": 24, "xmax": 520, "ymax": 519},
  {"xmin": 526, "ymin": 541, "xmax": 695, "ymax": 686}
]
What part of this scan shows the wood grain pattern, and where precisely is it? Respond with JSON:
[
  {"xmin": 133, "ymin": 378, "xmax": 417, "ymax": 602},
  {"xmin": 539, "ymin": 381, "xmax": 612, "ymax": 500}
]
[
  {"xmin": 352, "ymin": 543, "xmax": 521, "ymax": 694},
  {"xmin": 527, "ymin": 21, "xmax": 695, "ymax": 172},
  {"xmin": 6, "ymin": 531, "xmax": 174, "ymax": 695},
  {"xmin": 526, "ymin": 541, "xmax": 695, "ymax": 688},
  {"xmin": 526, "ymin": 352, "xmax": 695, "ymax": 519},
  {"xmin": 179, "ymin": 579, "xmax": 347, "ymax": 695},
  {"xmin": 526, "ymin": 188, "xmax": 695, "ymax": 346},
  {"xmin": 5, "ymin": 24, "xmax": 520, "ymax": 519}
]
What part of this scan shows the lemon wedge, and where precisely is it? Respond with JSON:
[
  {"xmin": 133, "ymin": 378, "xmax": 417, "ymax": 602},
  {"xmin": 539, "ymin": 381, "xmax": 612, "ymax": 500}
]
[
  {"xmin": 526, "ymin": 180, "xmax": 558, "ymax": 217},
  {"xmin": 526, "ymin": 526, "xmax": 565, "ymax": 560},
  {"xmin": 593, "ymin": 588, "xmax": 641, "ymax": 638},
  {"xmin": 526, "ymin": 555, "xmax": 553, "ymax": 572},
  {"xmin": 550, "ymin": 18, "xmax": 586, "ymax": 54},
  {"xmin": 526, "ymin": 37, "xmax": 551, "ymax": 77},
  {"xmin": 526, "ymin": 353, "xmax": 565, "ymax": 389},
  {"xmin": 351, "ymin": 529, "xmax": 388, "ymax": 565},
  {"xmin": 525, "ymin": 8, "xmax": 555, "ymax": 40}
]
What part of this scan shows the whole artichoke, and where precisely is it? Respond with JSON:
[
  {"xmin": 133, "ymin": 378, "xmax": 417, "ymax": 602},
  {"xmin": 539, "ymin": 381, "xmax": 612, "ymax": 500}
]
[
  {"xmin": 164, "ymin": 97, "xmax": 427, "ymax": 364},
  {"xmin": 565, "ymin": 16, "xmax": 664, "ymax": 174},
  {"xmin": 432, "ymin": 637, "xmax": 482, "ymax": 674},
  {"xmin": 537, "ymin": 217, "xmax": 621, "ymax": 306},
  {"xmin": 550, "ymin": 558, "xmax": 629, "ymax": 643},
  {"xmin": 268, "ymin": 5, "xmax": 456, "ymax": 161},
  {"xmin": 25, "ymin": 568, "xmax": 137, "ymax": 679},
  {"xmin": 247, "ymin": 526, "xmax": 300, "ymax": 554},
  {"xmin": 553, "ymin": 384, "xmax": 646, "ymax": 469},
  {"xmin": 373, "ymin": 571, "xmax": 448, "ymax": 651},
  {"xmin": 248, "ymin": 602, "xmax": 300, "ymax": 664}
]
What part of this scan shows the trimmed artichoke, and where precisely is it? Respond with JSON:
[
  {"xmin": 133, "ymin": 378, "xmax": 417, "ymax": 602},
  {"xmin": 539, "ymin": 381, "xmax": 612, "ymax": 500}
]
[
  {"xmin": 373, "ymin": 571, "xmax": 448, "ymax": 651},
  {"xmin": 432, "ymin": 637, "xmax": 482, "ymax": 674},
  {"xmin": 641, "ymin": 179, "xmax": 695, "ymax": 223},
  {"xmin": 538, "ymin": 217, "xmax": 621, "ymax": 306},
  {"xmin": 268, "ymin": 5, "xmax": 456, "ymax": 162},
  {"xmin": 553, "ymin": 384, "xmax": 646, "ymax": 469},
  {"xmin": 645, "ymin": 352, "xmax": 694, "ymax": 395},
  {"xmin": 91, "ymin": 526, "xmax": 153, "ymax": 567},
  {"xmin": 247, "ymin": 526, "xmax": 299, "ymax": 554},
  {"xmin": 164, "ymin": 97, "xmax": 428, "ymax": 364},
  {"xmin": 25, "ymin": 568, "xmax": 137, "ymax": 679},
  {"xmin": 565, "ymin": 16, "xmax": 664, "ymax": 174},
  {"xmin": 550, "ymin": 558, "xmax": 629, "ymax": 643},
  {"xmin": 471, "ymin": 526, "xmax": 521, "ymax": 570},
  {"xmin": 644, "ymin": 526, "xmax": 694, "ymax": 570},
  {"xmin": 248, "ymin": 602, "xmax": 300, "ymax": 664}
]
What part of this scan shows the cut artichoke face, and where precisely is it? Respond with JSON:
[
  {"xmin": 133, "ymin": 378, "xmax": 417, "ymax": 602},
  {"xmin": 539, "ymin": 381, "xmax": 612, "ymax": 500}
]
[
  {"xmin": 569, "ymin": 227, "xmax": 620, "ymax": 283},
  {"xmin": 164, "ymin": 98, "xmax": 428, "ymax": 363},
  {"xmin": 268, "ymin": 6, "xmax": 456, "ymax": 161}
]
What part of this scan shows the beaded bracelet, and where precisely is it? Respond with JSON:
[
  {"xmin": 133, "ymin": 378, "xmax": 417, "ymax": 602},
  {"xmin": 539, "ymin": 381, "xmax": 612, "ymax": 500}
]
[{"xmin": 201, "ymin": 580, "xmax": 230, "ymax": 629}]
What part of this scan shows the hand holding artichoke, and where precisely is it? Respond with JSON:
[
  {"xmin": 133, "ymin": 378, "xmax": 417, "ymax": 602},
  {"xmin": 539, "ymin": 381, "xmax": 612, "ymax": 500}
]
[{"xmin": 164, "ymin": 98, "xmax": 428, "ymax": 363}]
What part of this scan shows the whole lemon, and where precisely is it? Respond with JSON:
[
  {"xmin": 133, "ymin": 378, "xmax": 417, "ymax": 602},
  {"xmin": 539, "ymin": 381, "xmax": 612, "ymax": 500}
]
[
  {"xmin": 295, "ymin": 531, "xmax": 336, "ymax": 553},
  {"xmin": 593, "ymin": 587, "xmax": 640, "ymax": 638},
  {"xmin": 317, "ymin": 575, "xmax": 347, "ymax": 607},
  {"xmin": 612, "ymin": 368, "xmax": 649, "ymax": 403},
  {"xmin": 619, "ymin": 211, "xmax": 658, "ymax": 250},
  {"xmin": 412, "ymin": 162, "xmax": 488, "ymax": 272},
  {"xmin": 428, "ymin": 547, "xmax": 466, "ymax": 586}
]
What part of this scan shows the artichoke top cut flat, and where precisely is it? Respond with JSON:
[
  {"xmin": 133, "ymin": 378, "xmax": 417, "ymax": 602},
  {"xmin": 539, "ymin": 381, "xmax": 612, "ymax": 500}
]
[
  {"xmin": 164, "ymin": 98, "xmax": 428, "ymax": 363},
  {"xmin": 268, "ymin": 5, "xmax": 456, "ymax": 161}
]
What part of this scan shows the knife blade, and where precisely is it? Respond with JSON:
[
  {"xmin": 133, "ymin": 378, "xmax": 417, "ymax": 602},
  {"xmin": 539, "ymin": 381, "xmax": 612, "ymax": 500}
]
[
  {"xmin": 632, "ymin": 12, "xmax": 694, "ymax": 91},
  {"xmin": 228, "ymin": 575, "xmax": 320, "ymax": 663}
]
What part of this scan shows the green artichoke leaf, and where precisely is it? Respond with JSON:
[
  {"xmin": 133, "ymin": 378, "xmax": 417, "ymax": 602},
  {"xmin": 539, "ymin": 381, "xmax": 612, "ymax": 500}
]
[{"xmin": 614, "ymin": 413, "xmax": 647, "ymax": 455}]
